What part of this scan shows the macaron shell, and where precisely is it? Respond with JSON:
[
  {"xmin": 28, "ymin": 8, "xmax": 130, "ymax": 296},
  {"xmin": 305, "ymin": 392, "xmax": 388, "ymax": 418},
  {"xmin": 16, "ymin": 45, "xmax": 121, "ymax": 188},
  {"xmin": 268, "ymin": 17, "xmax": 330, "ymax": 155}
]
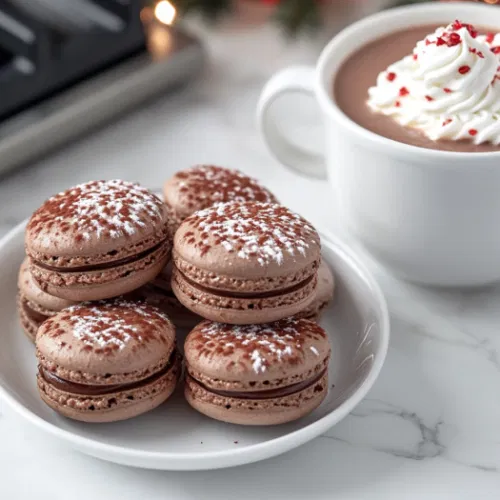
[
  {"xmin": 36, "ymin": 300, "xmax": 176, "ymax": 382},
  {"xmin": 172, "ymin": 266, "xmax": 317, "ymax": 325},
  {"xmin": 31, "ymin": 245, "xmax": 169, "ymax": 301},
  {"xmin": 174, "ymin": 202, "xmax": 321, "ymax": 280},
  {"xmin": 37, "ymin": 353, "xmax": 181, "ymax": 423},
  {"xmin": 163, "ymin": 165, "xmax": 278, "ymax": 221},
  {"xmin": 185, "ymin": 371, "xmax": 328, "ymax": 426},
  {"xmin": 295, "ymin": 261, "xmax": 335, "ymax": 321},
  {"xmin": 26, "ymin": 180, "xmax": 171, "ymax": 259},
  {"xmin": 18, "ymin": 258, "xmax": 77, "ymax": 313},
  {"xmin": 184, "ymin": 319, "xmax": 330, "ymax": 386}
]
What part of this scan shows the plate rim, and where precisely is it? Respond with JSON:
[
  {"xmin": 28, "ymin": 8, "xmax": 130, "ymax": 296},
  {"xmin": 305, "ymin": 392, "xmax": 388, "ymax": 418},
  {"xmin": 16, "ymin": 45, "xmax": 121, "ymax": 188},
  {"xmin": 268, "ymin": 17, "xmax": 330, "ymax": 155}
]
[{"xmin": 0, "ymin": 221, "xmax": 390, "ymax": 470}]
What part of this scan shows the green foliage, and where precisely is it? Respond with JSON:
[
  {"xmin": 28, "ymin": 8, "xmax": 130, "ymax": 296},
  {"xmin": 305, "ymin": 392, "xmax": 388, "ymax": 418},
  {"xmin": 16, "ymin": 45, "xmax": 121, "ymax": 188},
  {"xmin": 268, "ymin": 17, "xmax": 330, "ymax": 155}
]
[
  {"xmin": 272, "ymin": 0, "xmax": 321, "ymax": 37},
  {"xmin": 151, "ymin": 0, "xmax": 434, "ymax": 36},
  {"xmin": 171, "ymin": 0, "xmax": 232, "ymax": 21},
  {"xmin": 388, "ymin": 0, "xmax": 432, "ymax": 7}
]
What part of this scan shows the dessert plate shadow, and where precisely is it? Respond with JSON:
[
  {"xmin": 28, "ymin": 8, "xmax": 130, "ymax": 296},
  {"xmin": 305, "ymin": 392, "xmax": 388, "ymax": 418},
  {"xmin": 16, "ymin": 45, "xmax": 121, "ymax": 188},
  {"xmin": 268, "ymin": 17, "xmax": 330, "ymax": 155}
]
[{"xmin": 0, "ymin": 222, "xmax": 389, "ymax": 471}]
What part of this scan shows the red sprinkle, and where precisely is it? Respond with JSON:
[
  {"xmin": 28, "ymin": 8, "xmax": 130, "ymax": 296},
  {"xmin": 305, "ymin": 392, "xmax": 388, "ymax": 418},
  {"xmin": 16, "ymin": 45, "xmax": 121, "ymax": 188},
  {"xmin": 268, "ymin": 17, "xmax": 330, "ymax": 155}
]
[
  {"xmin": 492, "ymin": 47, "xmax": 500, "ymax": 54},
  {"xmin": 446, "ymin": 33, "xmax": 462, "ymax": 47},
  {"xmin": 458, "ymin": 65, "xmax": 470, "ymax": 75},
  {"xmin": 469, "ymin": 129, "xmax": 478, "ymax": 136},
  {"xmin": 452, "ymin": 20, "xmax": 478, "ymax": 38},
  {"xmin": 470, "ymin": 47, "xmax": 485, "ymax": 58},
  {"xmin": 399, "ymin": 87, "xmax": 409, "ymax": 97},
  {"xmin": 395, "ymin": 101, "xmax": 401, "ymax": 108},
  {"xmin": 386, "ymin": 72, "xmax": 396, "ymax": 82},
  {"xmin": 442, "ymin": 119, "xmax": 452, "ymax": 127},
  {"xmin": 486, "ymin": 33, "xmax": 495, "ymax": 44},
  {"xmin": 425, "ymin": 95, "xmax": 434, "ymax": 101},
  {"xmin": 429, "ymin": 31, "xmax": 462, "ymax": 48},
  {"xmin": 413, "ymin": 54, "xmax": 418, "ymax": 61},
  {"xmin": 443, "ymin": 88, "xmax": 452, "ymax": 93}
]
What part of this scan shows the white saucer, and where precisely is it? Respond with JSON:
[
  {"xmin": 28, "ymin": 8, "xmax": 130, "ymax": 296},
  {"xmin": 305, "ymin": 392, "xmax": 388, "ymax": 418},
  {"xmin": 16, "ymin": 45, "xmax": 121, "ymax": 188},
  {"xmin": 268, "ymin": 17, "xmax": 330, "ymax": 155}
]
[{"xmin": 0, "ymin": 223, "xmax": 389, "ymax": 471}]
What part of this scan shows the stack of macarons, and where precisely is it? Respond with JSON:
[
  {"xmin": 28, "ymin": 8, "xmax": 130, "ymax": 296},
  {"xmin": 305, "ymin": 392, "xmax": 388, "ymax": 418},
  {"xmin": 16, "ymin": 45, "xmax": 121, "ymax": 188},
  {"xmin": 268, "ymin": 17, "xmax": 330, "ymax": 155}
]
[
  {"xmin": 163, "ymin": 165, "xmax": 334, "ymax": 326},
  {"xmin": 18, "ymin": 257, "xmax": 77, "ymax": 342},
  {"xmin": 20, "ymin": 180, "xmax": 181, "ymax": 422},
  {"xmin": 19, "ymin": 165, "xmax": 335, "ymax": 426}
]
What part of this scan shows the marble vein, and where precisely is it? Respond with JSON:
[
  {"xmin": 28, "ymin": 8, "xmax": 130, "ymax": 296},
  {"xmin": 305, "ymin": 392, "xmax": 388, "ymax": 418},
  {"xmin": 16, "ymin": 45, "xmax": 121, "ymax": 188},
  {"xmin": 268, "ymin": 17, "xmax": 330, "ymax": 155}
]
[
  {"xmin": 328, "ymin": 399, "xmax": 446, "ymax": 461},
  {"xmin": 322, "ymin": 391, "xmax": 500, "ymax": 474},
  {"xmin": 463, "ymin": 463, "xmax": 499, "ymax": 473},
  {"xmin": 321, "ymin": 430, "xmax": 500, "ymax": 475},
  {"xmin": 393, "ymin": 314, "xmax": 500, "ymax": 374}
]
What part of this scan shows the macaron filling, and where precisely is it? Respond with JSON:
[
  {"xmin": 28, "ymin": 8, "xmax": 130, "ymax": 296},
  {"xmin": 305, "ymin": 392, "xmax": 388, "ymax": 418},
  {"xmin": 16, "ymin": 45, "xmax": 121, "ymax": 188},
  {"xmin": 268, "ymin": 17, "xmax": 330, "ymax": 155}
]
[
  {"xmin": 39, "ymin": 349, "xmax": 179, "ymax": 396},
  {"xmin": 186, "ymin": 368, "xmax": 327, "ymax": 400},
  {"xmin": 175, "ymin": 268, "xmax": 316, "ymax": 299},
  {"xmin": 32, "ymin": 238, "xmax": 168, "ymax": 273}
]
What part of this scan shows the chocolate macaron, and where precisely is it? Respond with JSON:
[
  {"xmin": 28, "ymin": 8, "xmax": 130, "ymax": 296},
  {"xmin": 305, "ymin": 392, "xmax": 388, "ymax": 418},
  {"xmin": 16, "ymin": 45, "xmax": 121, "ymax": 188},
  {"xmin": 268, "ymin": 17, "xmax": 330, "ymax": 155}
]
[
  {"xmin": 163, "ymin": 165, "xmax": 278, "ymax": 221},
  {"xmin": 26, "ymin": 180, "xmax": 173, "ymax": 301},
  {"xmin": 295, "ymin": 261, "xmax": 335, "ymax": 322},
  {"xmin": 36, "ymin": 299, "xmax": 181, "ymax": 423},
  {"xmin": 172, "ymin": 201, "xmax": 321, "ymax": 324},
  {"xmin": 17, "ymin": 258, "xmax": 77, "ymax": 342},
  {"xmin": 184, "ymin": 318, "xmax": 331, "ymax": 425}
]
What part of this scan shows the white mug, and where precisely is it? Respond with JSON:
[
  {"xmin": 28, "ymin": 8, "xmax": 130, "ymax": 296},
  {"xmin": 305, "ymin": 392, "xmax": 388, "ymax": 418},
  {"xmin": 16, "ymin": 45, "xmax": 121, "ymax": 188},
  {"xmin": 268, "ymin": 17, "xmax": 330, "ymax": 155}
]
[{"xmin": 258, "ymin": 2, "xmax": 500, "ymax": 287}]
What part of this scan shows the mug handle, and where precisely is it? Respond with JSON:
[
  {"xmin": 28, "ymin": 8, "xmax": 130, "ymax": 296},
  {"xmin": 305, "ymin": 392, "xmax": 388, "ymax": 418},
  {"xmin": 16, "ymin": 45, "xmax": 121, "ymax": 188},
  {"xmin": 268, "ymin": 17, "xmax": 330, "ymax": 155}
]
[{"xmin": 257, "ymin": 66, "xmax": 327, "ymax": 180}]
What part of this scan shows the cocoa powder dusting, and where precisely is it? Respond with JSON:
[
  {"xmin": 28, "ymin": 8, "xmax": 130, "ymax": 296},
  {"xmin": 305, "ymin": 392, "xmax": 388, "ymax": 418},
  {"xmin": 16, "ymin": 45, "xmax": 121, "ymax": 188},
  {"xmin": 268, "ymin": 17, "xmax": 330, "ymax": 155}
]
[
  {"xmin": 44, "ymin": 300, "xmax": 171, "ymax": 354},
  {"xmin": 183, "ymin": 201, "xmax": 320, "ymax": 265},
  {"xmin": 27, "ymin": 180, "xmax": 164, "ymax": 241},
  {"xmin": 191, "ymin": 319, "xmax": 327, "ymax": 374},
  {"xmin": 171, "ymin": 166, "xmax": 277, "ymax": 214}
]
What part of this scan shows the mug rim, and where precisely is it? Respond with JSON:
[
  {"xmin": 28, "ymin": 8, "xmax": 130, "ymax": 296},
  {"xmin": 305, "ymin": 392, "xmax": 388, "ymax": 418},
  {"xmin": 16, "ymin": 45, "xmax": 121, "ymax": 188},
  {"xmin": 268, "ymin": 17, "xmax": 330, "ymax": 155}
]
[{"xmin": 316, "ymin": 2, "xmax": 500, "ymax": 163}]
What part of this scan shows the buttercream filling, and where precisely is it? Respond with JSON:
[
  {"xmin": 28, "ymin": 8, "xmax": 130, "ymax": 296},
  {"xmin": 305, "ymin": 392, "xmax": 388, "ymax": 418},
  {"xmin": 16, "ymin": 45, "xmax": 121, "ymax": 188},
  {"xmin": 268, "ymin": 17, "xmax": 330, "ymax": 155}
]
[
  {"xmin": 176, "ymin": 268, "xmax": 315, "ymax": 299},
  {"xmin": 39, "ymin": 350, "xmax": 178, "ymax": 396},
  {"xmin": 33, "ymin": 238, "xmax": 168, "ymax": 273},
  {"xmin": 187, "ymin": 368, "xmax": 327, "ymax": 400}
]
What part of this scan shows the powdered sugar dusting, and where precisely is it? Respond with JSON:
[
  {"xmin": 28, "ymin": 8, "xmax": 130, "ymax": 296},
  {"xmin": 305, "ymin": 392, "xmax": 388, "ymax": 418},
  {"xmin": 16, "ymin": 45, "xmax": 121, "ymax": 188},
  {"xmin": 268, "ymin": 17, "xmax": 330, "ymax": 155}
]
[
  {"xmin": 169, "ymin": 165, "xmax": 277, "ymax": 217},
  {"xmin": 28, "ymin": 180, "xmax": 165, "ymax": 242},
  {"xmin": 251, "ymin": 350, "xmax": 266, "ymax": 374},
  {"xmin": 182, "ymin": 201, "xmax": 320, "ymax": 264},
  {"xmin": 45, "ymin": 300, "xmax": 171, "ymax": 354},
  {"xmin": 191, "ymin": 318, "xmax": 327, "ymax": 374}
]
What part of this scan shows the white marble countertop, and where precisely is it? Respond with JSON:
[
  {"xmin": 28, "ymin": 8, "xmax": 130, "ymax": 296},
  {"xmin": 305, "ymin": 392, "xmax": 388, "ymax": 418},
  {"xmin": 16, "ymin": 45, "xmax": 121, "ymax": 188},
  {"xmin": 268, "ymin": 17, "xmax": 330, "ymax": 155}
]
[{"xmin": 1, "ymin": 20, "xmax": 500, "ymax": 500}]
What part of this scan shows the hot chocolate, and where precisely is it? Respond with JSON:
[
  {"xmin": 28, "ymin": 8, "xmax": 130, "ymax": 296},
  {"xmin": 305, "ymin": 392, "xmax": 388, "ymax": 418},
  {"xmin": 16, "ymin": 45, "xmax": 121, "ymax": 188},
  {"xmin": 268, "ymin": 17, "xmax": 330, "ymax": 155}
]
[{"xmin": 334, "ymin": 22, "xmax": 500, "ymax": 152}]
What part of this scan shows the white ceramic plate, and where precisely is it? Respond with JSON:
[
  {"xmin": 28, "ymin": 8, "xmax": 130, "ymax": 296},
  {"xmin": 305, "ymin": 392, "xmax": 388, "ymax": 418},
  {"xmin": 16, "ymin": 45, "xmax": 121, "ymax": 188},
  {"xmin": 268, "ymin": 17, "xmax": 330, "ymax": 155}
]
[{"xmin": 0, "ymin": 223, "xmax": 389, "ymax": 470}]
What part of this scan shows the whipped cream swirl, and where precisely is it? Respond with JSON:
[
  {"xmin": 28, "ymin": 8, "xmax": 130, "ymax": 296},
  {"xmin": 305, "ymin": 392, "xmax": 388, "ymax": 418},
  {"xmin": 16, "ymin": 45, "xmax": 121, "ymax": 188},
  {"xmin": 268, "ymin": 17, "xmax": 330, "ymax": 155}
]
[{"xmin": 368, "ymin": 21, "xmax": 500, "ymax": 145}]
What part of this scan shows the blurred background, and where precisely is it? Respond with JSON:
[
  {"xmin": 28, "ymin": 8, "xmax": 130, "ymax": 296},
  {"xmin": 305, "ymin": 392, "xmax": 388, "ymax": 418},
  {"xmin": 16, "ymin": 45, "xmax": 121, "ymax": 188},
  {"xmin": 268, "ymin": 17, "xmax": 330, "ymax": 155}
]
[{"xmin": 0, "ymin": 0, "xmax": 498, "ymax": 234}]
